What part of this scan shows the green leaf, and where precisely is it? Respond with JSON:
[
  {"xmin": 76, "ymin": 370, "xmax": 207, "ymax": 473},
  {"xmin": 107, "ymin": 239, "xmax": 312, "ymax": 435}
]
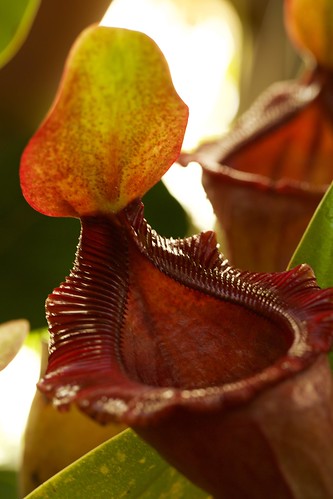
[
  {"xmin": 289, "ymin": 182, "xmax": 333, "ymax": 289},
  {"xmin": 25, "ymin": 429, "xmax": 210, "ymax": 499},
  {"xmin": 289, "ymin": 183, "xmax": 333, "ymax": 368},
  {"xmin": 0, "ymin": 0, "xmax": 40, "ymax": 68},
  {"xmin": 0, "ymin": 319, "xmax": 29, "ymax": 370}
]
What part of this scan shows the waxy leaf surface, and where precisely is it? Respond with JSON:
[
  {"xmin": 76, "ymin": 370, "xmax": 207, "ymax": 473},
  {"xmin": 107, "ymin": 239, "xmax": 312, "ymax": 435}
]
[
  {"xmin": 20, "ymin": 26, "xmax": 188, "ymax": 217},
  {"xmin": 25, "ymin": 429, "xmax": 209, "ymax": 499},
  {"xmin": 289, "ymin": 181, "xmax": 333, "ymax": 369},
  {"xmin": 290, "ymin": 182, "xmax": 333, "ymax": 288}
]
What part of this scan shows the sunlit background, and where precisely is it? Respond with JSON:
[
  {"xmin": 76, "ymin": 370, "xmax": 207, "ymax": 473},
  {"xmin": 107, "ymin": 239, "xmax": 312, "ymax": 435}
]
[
  {"xmin": 101, "ymin": 0, "xmax": 240, "ymax": 231},
  {"xmin": 0, "ymin": 0, "xmax": 299, "ymax": 496},
  {"xmin": 0, "ymin": 343, "xmax": 40, "ymax": 469}
]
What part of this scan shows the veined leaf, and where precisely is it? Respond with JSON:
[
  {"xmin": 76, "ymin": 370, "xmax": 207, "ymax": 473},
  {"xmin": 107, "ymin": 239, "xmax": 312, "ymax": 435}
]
[{"xmin": 25, "ymin": 428, "xmax": 210, "ymax": 499}]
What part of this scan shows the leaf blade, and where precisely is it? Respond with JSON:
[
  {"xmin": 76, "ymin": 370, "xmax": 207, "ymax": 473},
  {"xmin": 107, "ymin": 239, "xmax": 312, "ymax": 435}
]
[
  {"xmin": 24, "ymin": 429, "xmax": 209, "ymax": 499},
  {"xmin": 289, "ymin": 182, "xmax": 333, "ymax": 289}
]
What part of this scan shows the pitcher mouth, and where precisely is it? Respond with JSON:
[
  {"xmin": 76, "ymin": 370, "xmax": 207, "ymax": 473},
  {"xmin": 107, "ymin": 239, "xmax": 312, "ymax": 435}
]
[
  {"xmin": 180, "ymin": 68, "xmax": 333, "ymax": 199},
  {"xmin": 42, "ymin": 306, "xmax": 319, "ymax": 427},
  {"xmin": 38, "ymin": 205, "xmax": 333, "ymax": 426},
  {"xmin": 197, "ymin": 157, "xmax": 327, "ymax": 198}
]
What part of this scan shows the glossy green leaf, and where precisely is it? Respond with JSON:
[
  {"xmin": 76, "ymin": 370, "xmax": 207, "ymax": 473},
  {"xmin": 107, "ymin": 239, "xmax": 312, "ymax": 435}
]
[
  {"xmin": 289, "ymin": 182, "xmax": 333, "ymax": 288},
  {"xmin": 20, "ymin": 26, "xmax": 188, "ymax": 218},
  {"xmin": 25, "ymin": 428, "xmax": 210, "ymax": 499},
  {"xmin": 0, "ymin": 0, "xmax": 40, "ymax": 68},
  {"xmin": 0, "ymin": 319, "xmax": 29, "ymax": 370},
  {"xmin": 289, "ymin": 182, "xmax": 333, "ymax": 370}
]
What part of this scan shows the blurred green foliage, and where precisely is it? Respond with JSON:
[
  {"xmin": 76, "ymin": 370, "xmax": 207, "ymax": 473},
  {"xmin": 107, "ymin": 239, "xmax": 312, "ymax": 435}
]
[
  {"xmin": 0, "ymin": 469, "xmax": 18, "ymax": 499},
  {"xmin": 143, "ymin": 181, "xmax": 189, "ymax": 238},
  {"xmin": 1, "ymin": 127, "xmax": 80, "ymax": 328},
  {"xmin": 0, "ymin": 0, "xmax": 40, "ymax": 69}
]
